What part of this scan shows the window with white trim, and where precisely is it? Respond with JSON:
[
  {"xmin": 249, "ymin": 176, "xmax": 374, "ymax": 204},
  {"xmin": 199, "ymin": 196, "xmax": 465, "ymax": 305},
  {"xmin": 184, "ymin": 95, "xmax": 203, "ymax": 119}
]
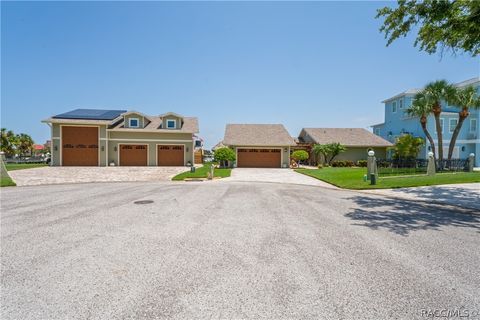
[
  {"xmin": 439, "ymin": 118, "xmax": 444, "ymax": 134},
  {"xmin": 470, "ymin": 119, "xmax": 477, "ymax": 133},
  {"xmin": 129, "ymin": 118, "xmax": 139, "ymax": 128},
  {"xmin": 399, "ymin": 98, "xmax": 403, "ymax": 109},
  {"xmin": 374, "ymin": 128, "xmax": 380, "ymax": 136},
  {"xmin": 166, "ymin": 119, "xmax": 176, "ymax": 129},
  {"xmin": 449, "ymin": 118, "xmax": 458, "ymax": 133},
  {"xmin": 392, "ymin": 101, "xmax": 397, "ymax": 113}
]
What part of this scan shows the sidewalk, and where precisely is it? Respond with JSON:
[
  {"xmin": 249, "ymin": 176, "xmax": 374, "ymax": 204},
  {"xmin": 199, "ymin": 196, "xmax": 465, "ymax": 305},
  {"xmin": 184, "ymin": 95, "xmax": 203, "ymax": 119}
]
[{"xmin": 360, "ymin": 183, "xmax": 480, "ymax": 211}]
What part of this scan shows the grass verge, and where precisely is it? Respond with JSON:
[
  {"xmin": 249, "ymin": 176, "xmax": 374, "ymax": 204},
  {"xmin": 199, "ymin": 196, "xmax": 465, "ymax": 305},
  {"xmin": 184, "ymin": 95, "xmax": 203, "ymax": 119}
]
[
  {"xmin": 1, "ymin": 176, "xmax": 16, "ymax": 187},
  {"xmin": 5, "ymin": 163, "xmax": 48, "ymax": 171},
  {"xmin": 172, "ymin": 163, "xmax": 231, "ymax": 181},
  {"xmin": 295, "ymin": 167, "xmax": 480, "ymax": 189}
]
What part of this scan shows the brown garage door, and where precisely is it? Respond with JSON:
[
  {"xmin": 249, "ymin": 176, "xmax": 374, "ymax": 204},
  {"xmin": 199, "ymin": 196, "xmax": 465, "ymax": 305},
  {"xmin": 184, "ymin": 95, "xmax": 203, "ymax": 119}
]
[
  {"xmin": 237, "ymin": 148, "xmax": 281, "ymax": 168},
  {"xmin": 157, "ymin": 145, "xmax": 184, "ymax": 166},
  {"xmin": 119, "ymin": 145, "xmax": 148, "ymax": 166},
  {"xmin": 62, "ymin": 126, "xmax": 98, "ymax": 166}
]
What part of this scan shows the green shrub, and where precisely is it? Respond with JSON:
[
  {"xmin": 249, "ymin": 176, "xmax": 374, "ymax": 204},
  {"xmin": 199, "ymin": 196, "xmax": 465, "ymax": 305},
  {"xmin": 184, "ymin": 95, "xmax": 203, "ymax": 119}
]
[
  {"xmin": 331, "ymin": 160, "xmax": 354, "ymax": 167},
  {"xmin": 213, "ymin": 147, "xmax": 236, "ymax": 168},
  {"xmin": 356, "ymin": 160, "xmax": 368, "ymax": 167},
  {"xmin": 291, "ymin": 150, "xmax": 309, "ymax": 162},
  {"xmin": 317, "ymin": 164, "xmax": 323, "ymax": 169}
]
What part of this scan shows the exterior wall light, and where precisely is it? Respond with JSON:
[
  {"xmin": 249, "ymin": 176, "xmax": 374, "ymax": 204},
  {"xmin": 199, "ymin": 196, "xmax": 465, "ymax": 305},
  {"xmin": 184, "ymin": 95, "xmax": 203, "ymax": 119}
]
[{"xmin": 114, "ymin": 146, "xmax": 117, "ymax": 152}]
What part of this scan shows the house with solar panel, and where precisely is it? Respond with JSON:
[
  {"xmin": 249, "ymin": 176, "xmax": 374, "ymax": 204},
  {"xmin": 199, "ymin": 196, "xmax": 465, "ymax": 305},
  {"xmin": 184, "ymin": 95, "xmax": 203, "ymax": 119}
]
[{"xmin": 42, "ymin": 109, "xmax": 201, "ymax": 166}]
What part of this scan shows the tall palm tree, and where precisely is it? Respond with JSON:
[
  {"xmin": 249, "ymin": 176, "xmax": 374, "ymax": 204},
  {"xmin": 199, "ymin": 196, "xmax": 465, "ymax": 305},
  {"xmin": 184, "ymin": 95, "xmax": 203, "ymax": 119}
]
[
  {"xmin": 408, "ymin": 92, "xmax": 437, "ymax": 160},
  {"xmin": 0, "ymin": 128, "xmax": 17, "ymax": 157},
  {"xmin": 447, "ymin": 86, "xmax": 480, "ymax": 160},
  {"xmin": 423, "ymin": 80, "xmax": 456, "ymax": 163}
]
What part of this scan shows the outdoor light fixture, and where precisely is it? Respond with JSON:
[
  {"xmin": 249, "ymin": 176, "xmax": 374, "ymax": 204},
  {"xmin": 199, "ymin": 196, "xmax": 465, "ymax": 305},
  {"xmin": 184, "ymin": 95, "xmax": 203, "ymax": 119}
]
[
  {"xmin": 368, "ymin": 150, "xmax": 375, "ymax": 157},
  {"xmin": 54, "ymin": 146, "xmax": 57, "ymax": 151},
  {"xmin": 101, "ymin": 146, "xmax": 105, "ymax": 152},
  {"xmin": 186, "ymin": 147, "xmax": 189, "ymax": 152},
  {"xmin": 461, "ymin": 146, "xmax": 465, "ymax": 151},
  {"xmin": 284, "ymin": 148, "xmax": 287, "ymax": 152},
  {"xmin": 114, "ymin": 146, "xmax": 117, "ymax": 152},
  {"xmin": 428, "ymin": 151, "xmax": 434, "ymax": 157},
  {"xmin": 428, "ymin": 146, "xmax": 431, "ymax": 151}
]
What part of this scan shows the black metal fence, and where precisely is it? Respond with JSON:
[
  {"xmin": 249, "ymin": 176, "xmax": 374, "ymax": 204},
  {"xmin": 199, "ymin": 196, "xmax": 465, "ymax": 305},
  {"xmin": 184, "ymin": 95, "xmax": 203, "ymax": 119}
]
[{"xmin": 377, "ymin": 158, "xmax": 469, "ymax": 176}]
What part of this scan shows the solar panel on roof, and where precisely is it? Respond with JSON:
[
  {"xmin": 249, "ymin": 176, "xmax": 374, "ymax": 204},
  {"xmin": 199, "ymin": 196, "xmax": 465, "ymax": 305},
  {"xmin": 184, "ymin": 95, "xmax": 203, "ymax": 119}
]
[{"xmin": 52, "ymin": 109, "xmax": 127, "ymax": 120}]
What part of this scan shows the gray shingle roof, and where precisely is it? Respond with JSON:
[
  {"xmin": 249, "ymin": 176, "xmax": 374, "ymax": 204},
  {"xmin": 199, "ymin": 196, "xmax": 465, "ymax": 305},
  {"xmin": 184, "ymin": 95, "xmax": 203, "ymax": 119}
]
[
  {"xmin": 223, "ymin": 124, "xmax": 295, "ymax": 146},
  {"xmin": 301, "ymin": 128, "xmax": 393, "ymax": 147},
  {"xmin": 109, "ymin": 116, "xmax": 199, "ymax": 133}
]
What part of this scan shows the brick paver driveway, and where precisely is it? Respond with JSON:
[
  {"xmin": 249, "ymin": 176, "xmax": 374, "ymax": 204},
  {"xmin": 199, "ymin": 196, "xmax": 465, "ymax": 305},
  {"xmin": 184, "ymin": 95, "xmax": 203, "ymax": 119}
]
[{"xmin": 8, "ymin": 166, "xmax": 187, "ymax": 186}]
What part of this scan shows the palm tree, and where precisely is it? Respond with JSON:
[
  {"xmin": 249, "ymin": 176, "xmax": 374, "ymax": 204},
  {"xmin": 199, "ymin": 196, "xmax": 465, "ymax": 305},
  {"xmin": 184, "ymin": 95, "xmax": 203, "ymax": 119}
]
[
  {"xmin": 447, "ymin": 86, "xmax": 480, "ymax": 160},
  {"xmin": 408, "ymin": 92, "xmax": 437, "ymax": 160},
  {"xmin": 423, "ymin": 80, "xmax": 456, "ymax": 163},
  {"xmin": 16, "ymin": 133, "xmax": 34, "ymax": 158},
  {"xmin": 0, "ymin": 128, "xmax": 17, "ymax": 157}
]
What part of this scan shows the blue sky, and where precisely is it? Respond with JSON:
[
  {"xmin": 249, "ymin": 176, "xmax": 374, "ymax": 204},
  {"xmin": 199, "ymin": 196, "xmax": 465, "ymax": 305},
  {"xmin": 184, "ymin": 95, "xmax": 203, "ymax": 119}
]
[{"xmin": 2, "ymin": 1, "xmax": 478, "ymax": 148}]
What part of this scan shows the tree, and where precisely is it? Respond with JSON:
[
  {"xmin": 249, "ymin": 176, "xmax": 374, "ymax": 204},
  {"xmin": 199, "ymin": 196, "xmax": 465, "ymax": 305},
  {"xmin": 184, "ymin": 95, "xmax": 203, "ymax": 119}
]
[
  {"xmin": 0, "ymin": 128, "xmax": 17, "ymax": 157},
  {"xmin": 423, "ymin": 80, "xmax": 456, "ymax": 163},
  {"xmin": 392, "ymin": 134, "xmax": 425, "ymax": 159},
  {"xmin": 291, "ymin": 150, "xmax": 309, "ymax": 167},
  {"xmin": 408, "ymin": 92, "xmax": 437, "ymax": 159},
  {"xmin": 16, "ymin": 133, "xmax": 34, "ymax": 157},
  {"xmin": 213, "ymin": 147, "xmax": 236, "ymax": 168},
  {"xmin": 376, "ymin": 0, "xmax": 480, "ymax": 57},
  {"xmin": 447, "ymin": 85, "xmax": 480, "ymax": 160},
  {"xmin": 312, "ymin": 143, "xmax": 347, "ymax": 165}
]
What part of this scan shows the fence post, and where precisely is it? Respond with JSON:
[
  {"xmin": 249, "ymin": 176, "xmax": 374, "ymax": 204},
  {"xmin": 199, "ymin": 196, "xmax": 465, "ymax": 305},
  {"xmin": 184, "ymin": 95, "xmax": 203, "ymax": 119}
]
[
  {"xmin": 367, "ymin": 150, "xmax": 377, "ymax": 182},
  {"xmin": 427, "ymin": 151, "xmax": 436, "ymax": 176},
  {"xmin": 468, "ymin": 153, "xmax": 475, "ymax": 172}
]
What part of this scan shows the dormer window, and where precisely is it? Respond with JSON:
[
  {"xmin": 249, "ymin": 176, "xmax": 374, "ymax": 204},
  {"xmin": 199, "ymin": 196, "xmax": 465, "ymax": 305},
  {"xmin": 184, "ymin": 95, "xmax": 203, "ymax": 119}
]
[
  {"xmin": 129, "ymin": 118, "xmax": 139, "ymax": 128},
  {"xmin": 166, "ymin": 119, "xmax": 176, "ymax": 129}
]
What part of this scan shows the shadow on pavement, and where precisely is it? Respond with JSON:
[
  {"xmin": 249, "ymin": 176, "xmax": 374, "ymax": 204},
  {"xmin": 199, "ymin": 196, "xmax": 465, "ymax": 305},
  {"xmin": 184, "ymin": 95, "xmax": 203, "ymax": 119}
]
[
  {"xmin": 345, "ymin": 196, "xmax": 480, "ymax": 236},
  {"xmin": 387, "ymin": 185, "xmax": 480, "ymax": 211}
]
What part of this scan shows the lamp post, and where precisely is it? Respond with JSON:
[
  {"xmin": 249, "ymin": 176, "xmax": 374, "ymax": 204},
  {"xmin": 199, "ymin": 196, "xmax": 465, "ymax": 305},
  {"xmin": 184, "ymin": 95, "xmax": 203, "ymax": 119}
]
[
  {"xmin": 367, "ymin": 150, "xmax": 377, "ymax": 184},
  {"xmin": 468, "ymin": 153, "xmax": 475, "ymax": 172}
]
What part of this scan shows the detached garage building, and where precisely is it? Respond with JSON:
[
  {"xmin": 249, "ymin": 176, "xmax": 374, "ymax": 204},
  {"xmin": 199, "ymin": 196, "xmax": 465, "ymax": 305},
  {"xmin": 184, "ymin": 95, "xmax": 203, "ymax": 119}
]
[
  {"xmin": 222, "ymin": 124, "xmax": 295, "ymax": 168},
  {"xmin": 43, "ymin": 109, "xmax": 199, "ymax": 166}
]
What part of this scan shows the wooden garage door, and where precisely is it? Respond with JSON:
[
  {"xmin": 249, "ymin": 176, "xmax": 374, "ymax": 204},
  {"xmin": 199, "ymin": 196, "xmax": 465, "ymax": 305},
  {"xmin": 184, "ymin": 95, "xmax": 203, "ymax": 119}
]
[
  {"xmin": 157, "ymin": 145, "xmax": 184, "ymax": 166},
  {"xmin": 62, "ymin": 126, "xmax": 98, "ymax": 166},
  {"xmin": 119, "ymin": 145, "xmax": 148, "ymax": 166},
  {"xmin": 237, "ymin": 148, "xmax": 281, "ymax": 168}
]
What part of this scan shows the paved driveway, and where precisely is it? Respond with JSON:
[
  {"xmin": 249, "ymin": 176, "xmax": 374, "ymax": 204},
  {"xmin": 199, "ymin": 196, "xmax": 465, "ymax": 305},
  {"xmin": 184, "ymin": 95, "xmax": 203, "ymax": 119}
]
[
  {"xmin": 1, "ymin": 182, "xmax": 478, "ymax": 319},
  {"xmin": 8, "ymin": 166, "xmax": 187, "ymax": 186},
  {"xmin": 223, "ymin": 168, "xmax": 336, "ymax": 188}
]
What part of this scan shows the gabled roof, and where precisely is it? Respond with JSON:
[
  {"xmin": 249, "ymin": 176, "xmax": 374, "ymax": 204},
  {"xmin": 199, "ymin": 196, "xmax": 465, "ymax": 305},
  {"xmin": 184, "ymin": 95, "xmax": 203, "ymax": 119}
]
[
  {"xmin": 121, "ymin": 110, "xmax": 151, "ymax": 121},
  {"xmin": 109, "ymin": 116, "xmax": 199, "ymax": 133},
  {"xmin": 300, "ymin": 128, "xmax": 393, "ymax": 147},
  {"xmin": 382, "ymin": 77, "xmax": 480, "ymax": 103},
  {"xmin": 223, "ymin": 124, "xmax": 295, "ymax": 146},
  {"xmin": 159, "ymin": 112, "xmax": 184, "ymax": 119}
]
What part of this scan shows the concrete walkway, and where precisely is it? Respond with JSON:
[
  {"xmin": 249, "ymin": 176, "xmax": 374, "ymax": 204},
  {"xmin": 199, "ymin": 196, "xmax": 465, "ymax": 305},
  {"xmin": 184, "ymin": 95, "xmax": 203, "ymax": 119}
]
[
  {"xmin": 9, "ymin": 166, "xmax": 187, "ymax": 186},
  {"xmin": 220, "ymin": 168, "xmax": 337, "ymax": 188},
  {"xmin": 361, "ymin": 183, "xmax": 480, "ymax": 211}
]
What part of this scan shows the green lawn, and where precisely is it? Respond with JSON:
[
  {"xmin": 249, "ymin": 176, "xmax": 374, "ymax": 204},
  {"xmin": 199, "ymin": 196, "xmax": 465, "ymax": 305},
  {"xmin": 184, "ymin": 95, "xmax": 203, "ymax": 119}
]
[
  {"xmin": 295, "ymin": 167, "xmax": 480, "ymax": 189},
  {"xmin": 172, "ymin": 163, "xmax": 231, "ymax": 181},
  {"xmin": 5, "ymin": 163, "xmax": 48, "ymax": 171},
  {"xmin": 1, "ymin": 175, "xmax": 16, "ymax": 187}
]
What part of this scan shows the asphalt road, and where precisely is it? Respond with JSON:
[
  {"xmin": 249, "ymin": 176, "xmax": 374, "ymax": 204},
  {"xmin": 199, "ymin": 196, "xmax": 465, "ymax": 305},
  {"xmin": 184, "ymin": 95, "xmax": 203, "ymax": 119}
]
[{"xmin": 1, "ymin": 182, "xmax": 479, "ymax": 320}]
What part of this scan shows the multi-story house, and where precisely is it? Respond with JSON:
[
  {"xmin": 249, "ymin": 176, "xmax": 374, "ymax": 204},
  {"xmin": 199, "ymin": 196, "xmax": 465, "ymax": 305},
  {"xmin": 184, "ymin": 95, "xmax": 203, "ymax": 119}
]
[{"xmin": 372, "ymin": 77, "xmax": 480, "ymax": 167}]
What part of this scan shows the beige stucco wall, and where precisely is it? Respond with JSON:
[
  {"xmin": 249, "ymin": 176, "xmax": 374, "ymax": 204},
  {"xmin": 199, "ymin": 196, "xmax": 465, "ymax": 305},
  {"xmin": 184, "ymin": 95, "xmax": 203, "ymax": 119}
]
[
  {"xmin": 108, "ymin": 140, "xmax": 193, "ymax": 166},
  {"xmin": 231, "ymin": 146, "xmax": 291, "ymax": 168},
  {"xmin": 108, "ymin": 130, "xmax": 194, "ymax": 166},
  {"xmin": 50, "ymin": 123, "xmax": 107, "ymax": 166},
  {"xmin": 50, "ymin": 123, "xmax": 196, "ymax": 166}
]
